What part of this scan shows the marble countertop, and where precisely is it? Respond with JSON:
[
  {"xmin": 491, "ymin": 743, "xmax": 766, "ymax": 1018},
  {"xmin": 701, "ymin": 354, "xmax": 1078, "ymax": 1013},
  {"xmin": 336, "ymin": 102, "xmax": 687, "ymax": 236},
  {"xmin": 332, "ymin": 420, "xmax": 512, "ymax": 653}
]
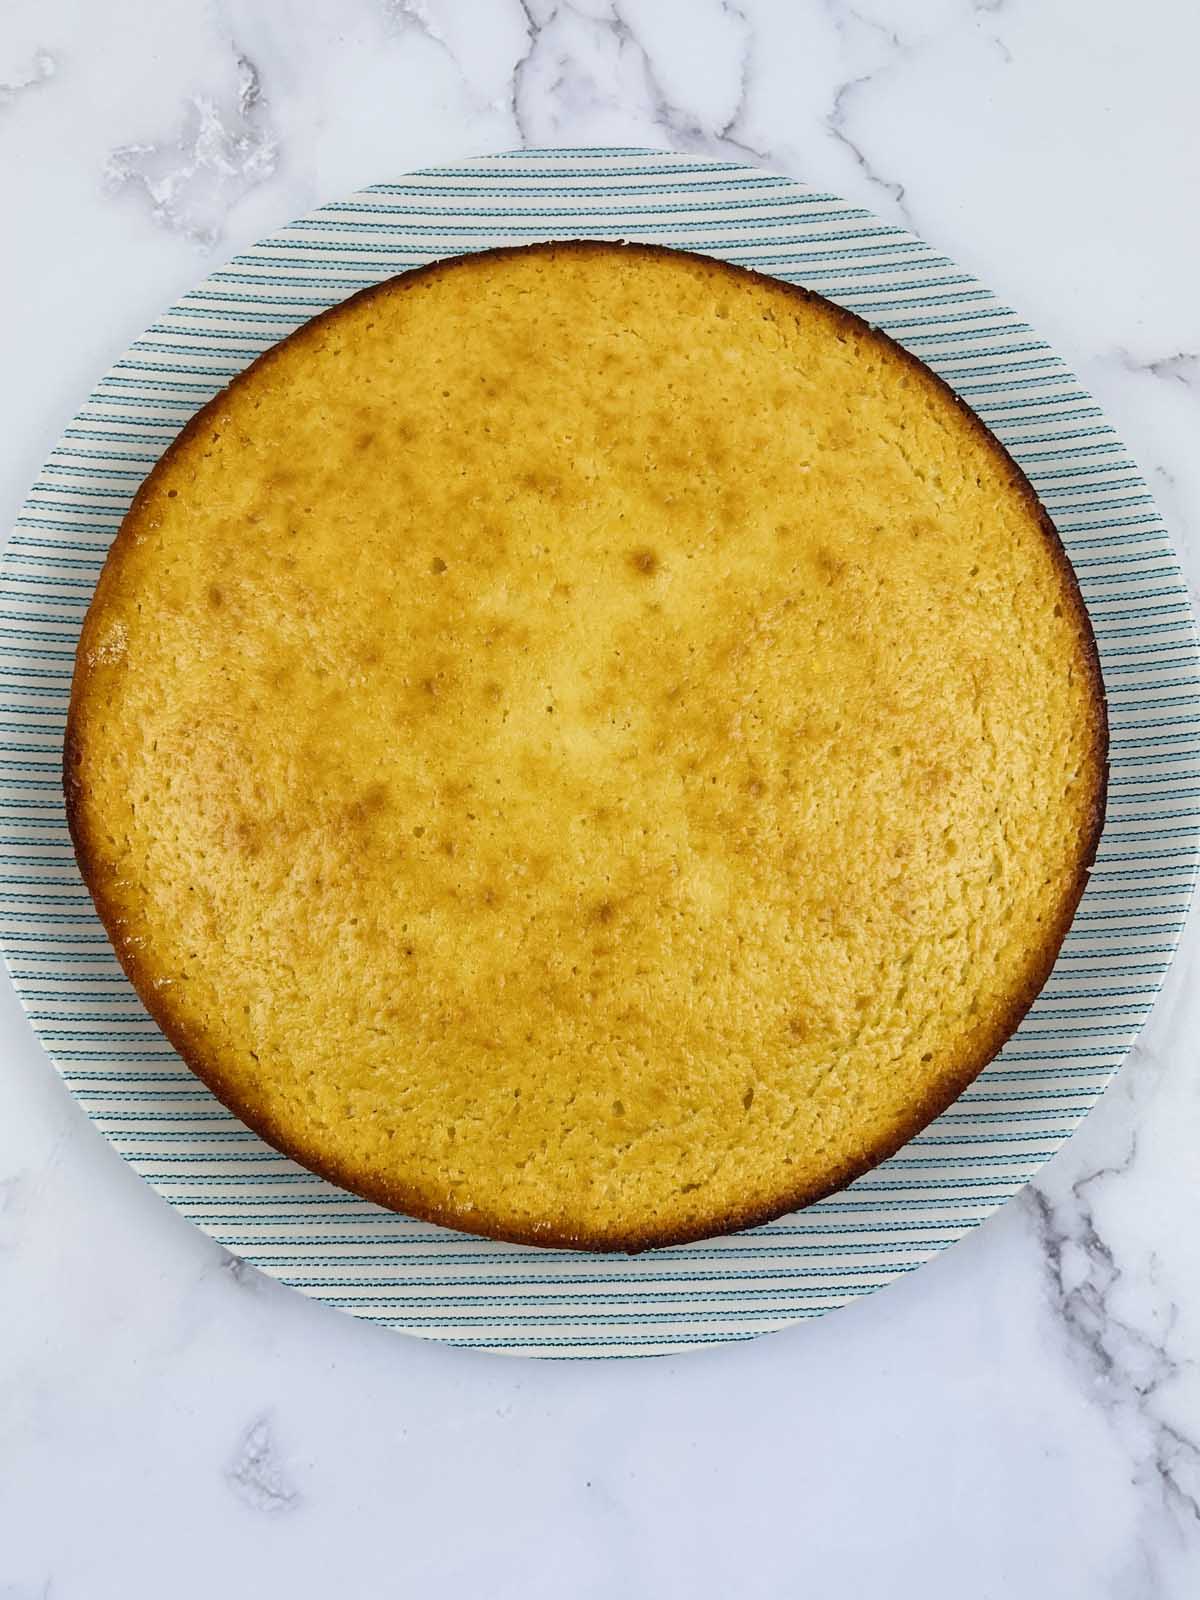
[{"xmin": 2, "ymin": 2, "xmax": 1198, "ymax": 1595}]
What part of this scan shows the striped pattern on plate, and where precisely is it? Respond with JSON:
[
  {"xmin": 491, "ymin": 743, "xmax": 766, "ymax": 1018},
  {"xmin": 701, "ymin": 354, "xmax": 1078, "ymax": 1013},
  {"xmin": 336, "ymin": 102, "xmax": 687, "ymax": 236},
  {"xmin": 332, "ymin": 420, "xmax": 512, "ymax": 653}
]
[{"xmin": 3, "ymin": 148, "xmax": 1197, "ymax": 1358}]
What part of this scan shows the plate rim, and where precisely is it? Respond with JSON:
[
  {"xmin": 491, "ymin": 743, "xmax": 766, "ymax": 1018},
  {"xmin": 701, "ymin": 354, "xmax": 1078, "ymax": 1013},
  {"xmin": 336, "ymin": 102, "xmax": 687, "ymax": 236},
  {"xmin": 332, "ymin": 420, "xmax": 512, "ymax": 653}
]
[{"xmin": 3, "ymin": 145, "xmax": 1197, "ymax": 1358}]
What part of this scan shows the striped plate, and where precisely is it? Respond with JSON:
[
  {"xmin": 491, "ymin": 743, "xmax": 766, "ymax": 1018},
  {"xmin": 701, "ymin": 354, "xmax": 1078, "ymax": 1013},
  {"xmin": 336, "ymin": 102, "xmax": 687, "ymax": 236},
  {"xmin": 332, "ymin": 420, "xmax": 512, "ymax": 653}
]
[{"xmin": 3, "ymin": 149, "xmax": 1197, "ymax": 1358}]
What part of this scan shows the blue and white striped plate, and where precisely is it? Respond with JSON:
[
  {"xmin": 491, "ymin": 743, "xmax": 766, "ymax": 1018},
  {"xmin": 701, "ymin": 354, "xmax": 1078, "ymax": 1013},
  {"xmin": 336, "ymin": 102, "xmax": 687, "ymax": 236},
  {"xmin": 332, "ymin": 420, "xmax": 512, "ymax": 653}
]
[{"xmin": 3, "ymin": 149, "xmax": 1197, "ymax": 1358}]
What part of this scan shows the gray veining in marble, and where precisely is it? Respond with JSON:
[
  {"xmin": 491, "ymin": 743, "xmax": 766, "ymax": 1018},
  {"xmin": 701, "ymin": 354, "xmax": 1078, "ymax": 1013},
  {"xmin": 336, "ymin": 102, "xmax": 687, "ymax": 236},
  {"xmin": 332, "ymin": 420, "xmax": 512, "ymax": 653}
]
[
  {"xmin": 0, "ymin": 47, "xmax": 54, "ymax": 106},
  {"xmin": 104, "ymin": 46, "xmax": 277, "ymax": 245},
  {"xmin": 226, "ymin": 1416, "xmax": 302, "ymax": 1514}
]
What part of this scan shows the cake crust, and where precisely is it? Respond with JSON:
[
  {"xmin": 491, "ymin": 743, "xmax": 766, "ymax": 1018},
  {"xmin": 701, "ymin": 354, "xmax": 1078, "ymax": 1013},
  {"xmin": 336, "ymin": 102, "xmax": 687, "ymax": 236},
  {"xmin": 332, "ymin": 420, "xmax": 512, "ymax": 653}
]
[{"xmin": 65, "ymin": 242, "xmax": 1108, "ymax": 1252}]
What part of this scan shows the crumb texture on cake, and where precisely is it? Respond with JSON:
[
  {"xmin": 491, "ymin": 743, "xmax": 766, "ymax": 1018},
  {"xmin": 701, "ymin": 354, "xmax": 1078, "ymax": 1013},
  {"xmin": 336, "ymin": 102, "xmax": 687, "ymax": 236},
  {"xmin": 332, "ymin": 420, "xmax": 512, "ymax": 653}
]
[{"xmin": 66, "ymin": 242, "xmax": 1106, "ymax": 1250}]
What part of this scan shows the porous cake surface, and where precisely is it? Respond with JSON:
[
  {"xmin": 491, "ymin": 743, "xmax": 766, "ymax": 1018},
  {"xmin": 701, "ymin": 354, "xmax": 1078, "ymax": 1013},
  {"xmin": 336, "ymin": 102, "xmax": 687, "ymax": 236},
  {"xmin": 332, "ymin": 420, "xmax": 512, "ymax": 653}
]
[{"xmin": 66, "ymin": 242, "xmax": 1106, "ymax": 1250}]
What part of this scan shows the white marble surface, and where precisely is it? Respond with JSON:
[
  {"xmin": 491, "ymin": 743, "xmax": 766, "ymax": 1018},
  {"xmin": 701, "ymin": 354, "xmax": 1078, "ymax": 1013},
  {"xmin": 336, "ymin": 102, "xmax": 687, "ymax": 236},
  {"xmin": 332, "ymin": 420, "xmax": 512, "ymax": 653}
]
[{"xmin": 1, "ymin": 1, "xmax": 1198, "ymax": 1594}]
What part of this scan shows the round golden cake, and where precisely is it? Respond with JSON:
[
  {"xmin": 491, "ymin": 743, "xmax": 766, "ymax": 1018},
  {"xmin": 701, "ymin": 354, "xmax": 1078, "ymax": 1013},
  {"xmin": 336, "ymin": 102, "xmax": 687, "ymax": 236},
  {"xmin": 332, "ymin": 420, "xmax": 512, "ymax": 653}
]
[{"xmin": 66, "ymin": 242, "xmax": 1107, "ymax": 1251}]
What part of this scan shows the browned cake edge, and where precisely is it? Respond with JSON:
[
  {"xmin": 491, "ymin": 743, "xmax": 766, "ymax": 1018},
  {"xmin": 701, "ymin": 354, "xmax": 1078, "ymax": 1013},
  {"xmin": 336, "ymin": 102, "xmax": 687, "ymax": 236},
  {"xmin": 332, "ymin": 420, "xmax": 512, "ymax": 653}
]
[{"xmin": 64, "ymin": 241, "xmax": 1110, "ymax": 1254}]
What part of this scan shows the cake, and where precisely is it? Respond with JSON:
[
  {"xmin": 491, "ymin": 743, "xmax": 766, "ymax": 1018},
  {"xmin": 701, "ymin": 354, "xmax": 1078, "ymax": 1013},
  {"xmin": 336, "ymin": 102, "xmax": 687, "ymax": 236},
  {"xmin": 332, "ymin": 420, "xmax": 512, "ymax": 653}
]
[{"xmin": 65, "ymin": 241, "xmax": 1107, "ymax": 1251}]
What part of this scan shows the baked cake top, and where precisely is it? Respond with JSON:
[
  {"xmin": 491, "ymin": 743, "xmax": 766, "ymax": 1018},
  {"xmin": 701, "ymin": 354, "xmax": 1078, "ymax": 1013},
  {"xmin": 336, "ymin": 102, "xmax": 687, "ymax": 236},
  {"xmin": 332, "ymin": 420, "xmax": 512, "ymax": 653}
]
[{"xmin": 66, "ymin": 242, "xmax": 1106, "ymax": 1250}]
